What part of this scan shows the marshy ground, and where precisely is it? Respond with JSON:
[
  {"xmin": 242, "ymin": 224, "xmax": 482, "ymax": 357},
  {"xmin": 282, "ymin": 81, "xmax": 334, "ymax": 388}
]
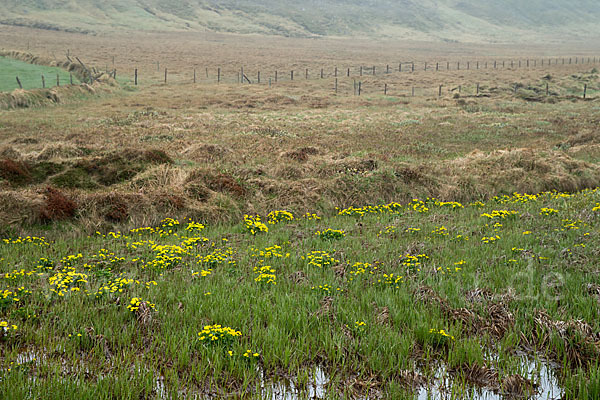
[{"xmin": 0, "ymin": 26, "xmax": 599, "ymax": 399}]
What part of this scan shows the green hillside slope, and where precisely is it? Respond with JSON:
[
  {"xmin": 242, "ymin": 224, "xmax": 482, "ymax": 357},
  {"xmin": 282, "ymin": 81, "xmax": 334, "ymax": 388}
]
[{"xmin": 2, "ymin": 0, "xmax": 600, "ymax": 41}]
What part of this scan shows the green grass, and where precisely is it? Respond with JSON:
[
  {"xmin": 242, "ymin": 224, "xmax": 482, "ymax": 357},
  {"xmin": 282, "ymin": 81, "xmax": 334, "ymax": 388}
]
[
  {"xmin": 0, "ymin": 57, "xmax": 79, "ymax": 92},
  {"xmin": 0, "ymin": 189, "xmax": 599, "ymax": 398}
]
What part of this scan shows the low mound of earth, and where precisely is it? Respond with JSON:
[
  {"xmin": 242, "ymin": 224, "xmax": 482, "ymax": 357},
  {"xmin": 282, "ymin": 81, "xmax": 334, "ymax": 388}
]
[{"xmin": 1, "ymin": 143, "xmax": 599, "ymax": 235}]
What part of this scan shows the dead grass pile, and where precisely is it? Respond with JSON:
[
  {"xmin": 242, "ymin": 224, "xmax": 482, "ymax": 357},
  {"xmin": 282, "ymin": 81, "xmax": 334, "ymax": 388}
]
[
  {"xmin": 415, "ymin": 286, "xmax": 514, "ymax": 339},
  {"xmin": 181, "ymin": 144, "xmax": 233, "ymax": 163},
  {"xmin": 32, "ymin": 143, "xmax": 86, "ymax": 162},
  {"xmin": 437, "ymin": 148, "xmax": 600, "ymax": 200},
  {"xmin": 0, "ymin": 190, "xmax": 44, "ymax": 227},
  {"xmin": 39, "ymin": 186, "xmax": 78, "ymax": 222},
  {"xmin": 0, "ymin": 158, "xmax": 32, "ymax": 186},
  {"xmin": 530, "ymin": 310, "xmax": 600, "ymax": 368},
  {"xmin": 282, "ymin": 146, "xmax": 319, "ymax": 162}
]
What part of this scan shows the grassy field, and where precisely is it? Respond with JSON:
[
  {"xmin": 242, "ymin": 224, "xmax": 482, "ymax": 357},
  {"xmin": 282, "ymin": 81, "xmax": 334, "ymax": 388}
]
[
  {"xmin": 0, "ymin": 56, "xmax": 79, "ymax": 92},
  {"xmin": 0, "ymin": 190, "xmax": 599, "ymax": 398},
  {"xmin": 0, "ymin": 27, "xmax": 600, "ymax": 399}
]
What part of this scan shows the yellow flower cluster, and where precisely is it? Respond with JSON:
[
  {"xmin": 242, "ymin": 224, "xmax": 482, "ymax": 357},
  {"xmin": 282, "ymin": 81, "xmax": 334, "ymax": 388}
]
[
  {"xmin": 431, "ymin": 226, "xmax": 449, "ymax": 236},
  {"xmin": 303, "ymin": 251, "xmax": 339, "ymax": 268},
  {"xmin": 144, "ymin": 244, "xmax": 187, "ymax": 269},
  {"xmin": 409, "ymin": 199, "xmax": 429, "ymax": 213},
  {"xmin": 593, "ymin": 203, "xmax": 600, "ymax": 211},
  {"xmin": 337, "ymin": 202, "xmax": 403, "ymax": 217},
  {"xmin": 267, "ymin": 210, "xmax": 294, "ymax": 224},
  {"xmin": 198, "ymin": 247, "xmax": 236, "ymax": 267},
  {"xmin": 540, "ymin": 207, "xmax": 559, "ymax": 216},
  {"xmin": 250, "ymin": 245, "xmax": 288, "ymax": 262},
  {"xmin": 243, "ymin": 349, "xmax": 260, "ymax": 358},
  {"xmin": 0, "ymin": 321, "xmax": 18, "ymax": 336},
  {"xmin": 1, "ymin": 287, "xmax": 30, "ymax": 304},
  {"xmin": 482, "ymin": 235, "xmax": 500, "ymax": 244},
  {"xmin": 429, "ymin": 328, "xmax": 455, "ymax": 341},
  {"xmin": 48, "ymin": 267, "xmax": 88, "ymax": 297},
  {"xmin": 311, "ymin": 284, "xmax": 342, "ymax": 292},
  {"xmin": 127, "ymin": 297, "xmax": 155, "ymax": 312},
  {"xmin": 303, "ymin": 213, "xmax": 321, "ymax": 220},
  {"xmin": 243, "ymin": 215, "xmax": 268, "ymax": 235},
  {"xmin": 348, "ymin": 262, "xmax": 377, "ymax": 278},
  {"xmin": 1, "ymin": 236, "xmax": 49, "ymax": 246},
  {"xmin": 435, "ymin": 200, "xmax": 464, "ymax": 209},
  {"xmin": 185, "ymin": 221, "xmax": 205, "ymax": 232},
  {"xmin": 377, "ymin": 226, "xmax": 396, "ymax": 237},
  {"xmin": 91, "ymin": 275, "xmax": 156, "ymax": 298},
  {"xmin": 197, "ymin": 324, "xmax": 241, "ymax": 343},
  {"xmin": 481, "ymin": 210, "xmax": 519, "ymax": 219},
  {"xmin": 377, "ymin": 273, "xmax": 403, "ymax": 288},
  {"xmin": 253, "ymin": 265, "xmax": 277, "ymax": 285},
  {"xmin": 399, "ymin": 254, "xmax": 429, "ymax": 271},
  {"xmin": 315, "ymin": 229, "xmax": 346, "ymax": 240}
]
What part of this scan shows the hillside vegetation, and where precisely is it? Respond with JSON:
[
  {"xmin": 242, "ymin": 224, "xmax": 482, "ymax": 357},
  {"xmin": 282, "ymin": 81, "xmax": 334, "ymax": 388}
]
[{"xmin": 2, "ymin": 0, "xmax": 600, "ymax": 41}]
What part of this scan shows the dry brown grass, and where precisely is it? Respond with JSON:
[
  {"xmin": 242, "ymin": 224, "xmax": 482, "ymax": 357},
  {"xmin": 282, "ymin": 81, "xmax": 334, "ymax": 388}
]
[{"xmin": 1, "ymin": 26, "xmax": 599, "ymax": 233}]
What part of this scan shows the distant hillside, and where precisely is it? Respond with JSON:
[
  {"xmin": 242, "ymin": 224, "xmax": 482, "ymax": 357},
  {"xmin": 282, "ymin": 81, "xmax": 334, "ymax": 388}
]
[{"xmin": 2, "ymin": 0, "xmax": 600, "ymax": 42}]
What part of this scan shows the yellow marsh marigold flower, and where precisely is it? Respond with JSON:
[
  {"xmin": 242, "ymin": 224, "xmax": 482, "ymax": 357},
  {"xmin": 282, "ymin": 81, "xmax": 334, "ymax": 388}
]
[{"xmin": 244, "ymin": 215, "xmax": 268, "ymax": 235}]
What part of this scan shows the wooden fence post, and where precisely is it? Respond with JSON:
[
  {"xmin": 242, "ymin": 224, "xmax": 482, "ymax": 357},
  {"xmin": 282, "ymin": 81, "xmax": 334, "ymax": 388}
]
[
  {"xmin": 386, "ymin": 64, "xmax": 389, "ymax": 74},
  {"xmin": 384, "ymin": 83, "xmax": 387, "ymax": 95},
  {"xmin": 335, "ymin": 78, "xmax": 338, "ymax": 94},
  {"xmin": 347, "ymin": 68, "xmax": 350, "ymax": 77},
  {"xmin": 583, "ymin": 84, "xmax": 587, "ymax": 99},
  {"xmin": 134, "ymin": 68, "xmax": 138, "ymax": 85},
  {"xmin": 194, "ymin": 68, "xmax": 196, "ymax": 83},
  {"xmin": 241, "ymin": 67, "xmax": 244, "ymax": 84},
  {"xmin": 218, "ymin": 68, "xmax": 221, "ymax": 83},
  {"xmin": 546, "ymin": 82, "xmax": 549, "ymax": 96},
  {"xmin": 321, "ymin": 68, "xmax": 324, "ymax": 78},
  {"xmin": 70, "ymin": 73, "xmax": 73, "ymax": 85},
  {"xmin": 476, "ymin": 83, "xmax": 480, "ymax": 95},
  {"xmin": 372, "ymin": 66, "xmax": 375, "ymax": 75},
  {"xmin": 335, "ymin": 67, "xmax": 338, "ymax": 77},
  {"xmin": 424, "ymin": 62, "xmax": 427, "ymax": 71},
  {"xmin": 306, "ymin": 68, "xmax": 309, "ymax": 79},
  {"xmin": 291, "ymin": 70, "xmax": 294, "ymax": 81},
  {"xmin": 360, "ymin": 66, "xmax": 363, "ymax": 76},
  {"xmin": 56, "ymin": 74, "xmax": 60, "ymax": 87},
  {"xmin": 16, "ymin": 76, "xmax": 22, "ymax": 89},
  {"xmin": 258, "ymin": 71, "xmax": 261, "ymax": 84},
  {"xmin": 42, "ymin": 75, "xmax": 45, "ymax": 88},
  {"xmin": 412, "ymin": 62, "xmax": 414, "ymax": 72},
  {"xmin": 438, "ymin": 85, "xmax": 442, "ymax": 97},
  {"xmin": 399, "ymin": 63, "xmax": 402, "ymax": 72},
  {"xmin": 164, "ymin": 68, "xmax": 167, "ymax": 83},
  {"xmin": 358, "ymin": 81, "xmax": 362, "ymax": 96},
  {"xmin": 436, "ymin": 62, "xmax": 439, "ymax": 71}
]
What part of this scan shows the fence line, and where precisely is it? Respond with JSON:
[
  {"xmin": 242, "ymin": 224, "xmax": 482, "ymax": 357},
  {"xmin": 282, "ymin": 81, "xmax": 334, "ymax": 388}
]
[{"xmin": 130, "ymin": 56, "xmax": 599, "ymax": 87}]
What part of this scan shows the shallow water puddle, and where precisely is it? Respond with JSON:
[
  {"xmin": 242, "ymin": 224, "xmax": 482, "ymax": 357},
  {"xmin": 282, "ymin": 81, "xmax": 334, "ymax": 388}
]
[
  {"xmin": 417, "ymin": 356, "xmax": 563, "ymax": 400},
  {"xmin": 260, "ymin": 366, "xmax": 329, "ymax": 399}
]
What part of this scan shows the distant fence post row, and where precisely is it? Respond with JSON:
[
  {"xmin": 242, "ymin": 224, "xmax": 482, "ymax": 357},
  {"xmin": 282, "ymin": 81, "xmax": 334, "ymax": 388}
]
[
  {"xmin": 13, "ymin": 73, "xmax": 75, "ymax": 90},
  {"xmin": 131, "ymin": 56, "xmax": 599, "ymax": 87}
]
